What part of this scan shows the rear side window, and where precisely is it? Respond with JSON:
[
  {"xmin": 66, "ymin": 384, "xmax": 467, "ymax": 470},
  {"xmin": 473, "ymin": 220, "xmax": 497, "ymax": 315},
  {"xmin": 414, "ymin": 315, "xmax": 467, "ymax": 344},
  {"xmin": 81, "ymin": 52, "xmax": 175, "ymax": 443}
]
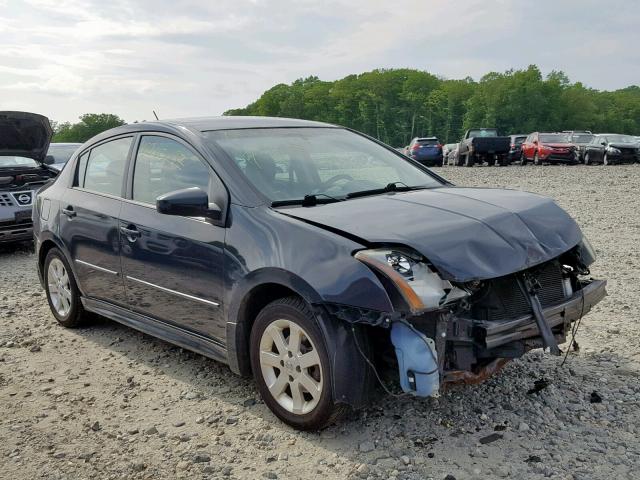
[
  {"xmin": 132, "ymin": 136, "xmax": 210, "ymax": 205},
  {"xmin": 82, "ymin": 137, "xmax": 132, "ymax": 196}
]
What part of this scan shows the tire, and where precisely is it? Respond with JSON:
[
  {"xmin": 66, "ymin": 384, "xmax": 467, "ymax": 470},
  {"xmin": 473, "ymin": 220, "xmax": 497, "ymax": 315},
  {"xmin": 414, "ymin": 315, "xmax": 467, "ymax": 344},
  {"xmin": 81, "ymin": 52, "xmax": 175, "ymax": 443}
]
[
  {"xmin": 603, "ymin": 153, "xmax": 611, "ymax": 166},
  {"xmin": 533, "ymin": 153, "xmax": 541, "ymax": 166},
  {"xmin": 584, "ymin": 153, "xmax": 590, "ymax": 165},
  {"xmin": 464, "ymin": 154, "xmax": 474, "ymax": 167},
  {"xmin": 44, "ymin": 248, "xmax": 86, "ymax": 328},
  {"xmin": 250, "ymin": 297, "xmax": 349, "ymax": 430},
  {"xmin": 519, "ymin": 153, "xmax": 527, "ymax": 166}
]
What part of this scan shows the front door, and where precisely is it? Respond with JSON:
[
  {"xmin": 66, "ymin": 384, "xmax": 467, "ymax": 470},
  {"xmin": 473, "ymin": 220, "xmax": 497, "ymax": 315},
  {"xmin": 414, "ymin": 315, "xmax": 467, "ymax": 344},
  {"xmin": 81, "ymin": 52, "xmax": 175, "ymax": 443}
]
[
  {"xmin": 119, "ymin": 135, "xmax": 226, "ymax": 341},
  {"xmin": 59, "ymin": 136, "xmax": 133, "ymax": 306}
]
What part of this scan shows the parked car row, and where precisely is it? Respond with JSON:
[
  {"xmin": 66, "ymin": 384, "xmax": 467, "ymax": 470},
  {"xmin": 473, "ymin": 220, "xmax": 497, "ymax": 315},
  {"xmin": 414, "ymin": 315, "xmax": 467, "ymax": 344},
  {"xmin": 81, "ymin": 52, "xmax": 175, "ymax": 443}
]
[{"xmin": 402, "ymin": 128, "xmax": 640, "ymax": 167}]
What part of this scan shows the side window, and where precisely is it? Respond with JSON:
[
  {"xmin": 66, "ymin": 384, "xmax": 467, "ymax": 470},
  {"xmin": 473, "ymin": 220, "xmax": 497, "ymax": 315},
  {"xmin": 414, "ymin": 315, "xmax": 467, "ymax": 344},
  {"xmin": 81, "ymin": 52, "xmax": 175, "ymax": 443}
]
[
  {"xmin": 132, "ymin": 136, "xmax": 210, "ymax": 205},
  {"xmin": 75, "ymin": 151, "xmax": 89, "ymax": 187},
  {"xmin": 83, "ymin": 137, "xmax": 132, "ymax": 196}
]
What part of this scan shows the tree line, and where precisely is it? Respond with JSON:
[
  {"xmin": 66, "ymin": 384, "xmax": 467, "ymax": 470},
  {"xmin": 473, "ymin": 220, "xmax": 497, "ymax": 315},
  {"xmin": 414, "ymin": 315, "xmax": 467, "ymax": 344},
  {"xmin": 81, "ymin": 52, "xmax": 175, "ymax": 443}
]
[
  {"xmin": 50, "ymin": 65, "xmax": 640, "ymax": 147},
  {"xmin": 224, "ymin": 65, "xmax": 640, "ymax": 146}
]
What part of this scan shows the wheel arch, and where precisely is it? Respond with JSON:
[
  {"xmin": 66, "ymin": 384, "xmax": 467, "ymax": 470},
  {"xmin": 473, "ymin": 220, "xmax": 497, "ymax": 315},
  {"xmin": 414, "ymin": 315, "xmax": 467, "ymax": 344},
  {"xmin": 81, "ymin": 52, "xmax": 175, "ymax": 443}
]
[
  {"xmin": 37, "ymin": 235, "xmax": 80, "ymax": 292},
  {"xmin": 226, "ymin": 268, "xmax": 323, "ymax": 376}
]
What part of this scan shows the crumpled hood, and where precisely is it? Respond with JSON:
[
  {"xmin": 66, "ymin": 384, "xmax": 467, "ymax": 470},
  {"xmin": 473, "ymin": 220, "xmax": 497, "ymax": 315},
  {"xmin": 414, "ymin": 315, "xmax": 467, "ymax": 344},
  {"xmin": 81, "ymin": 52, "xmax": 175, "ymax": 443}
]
[
  {"xmin": 0, "ymin": 111, "xmax": 53, "ymax": 162},
  {"xmin": 279, "ymin": 187, "xmax": 583, "ymax": 282}
]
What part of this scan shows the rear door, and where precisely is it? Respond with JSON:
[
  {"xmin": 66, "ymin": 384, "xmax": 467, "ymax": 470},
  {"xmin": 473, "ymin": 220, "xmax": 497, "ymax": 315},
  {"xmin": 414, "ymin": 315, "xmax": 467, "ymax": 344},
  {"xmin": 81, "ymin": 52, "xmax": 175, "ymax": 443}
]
[
  {"xmin": 119, "ymin": 134, "xmax": 227, "ymax": 341},
  {"xmin": 59, "ymin": 136, "xmax": 132, "ymax": 306}
]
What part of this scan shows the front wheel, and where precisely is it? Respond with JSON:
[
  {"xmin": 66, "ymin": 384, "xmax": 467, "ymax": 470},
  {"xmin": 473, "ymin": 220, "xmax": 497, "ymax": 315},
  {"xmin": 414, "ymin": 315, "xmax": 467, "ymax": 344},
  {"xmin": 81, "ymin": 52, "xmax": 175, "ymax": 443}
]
[
  {"xmin": 533, "ymin": 153, "xmax": 541, "ymax": 166},
  {"xmin": 44, "ymin": 248, "xmax": 86, "ymax": 328},
  {"xmin": 603, "ymin": 153, "xmax": 611, "ymax": 165},
  {"xmin": 584, "ymin": 153, "xmax": 591, "ymax": 165},
  {"xmin": 250, "ymin": 297, "xmax": 349, "ymax": 430}
]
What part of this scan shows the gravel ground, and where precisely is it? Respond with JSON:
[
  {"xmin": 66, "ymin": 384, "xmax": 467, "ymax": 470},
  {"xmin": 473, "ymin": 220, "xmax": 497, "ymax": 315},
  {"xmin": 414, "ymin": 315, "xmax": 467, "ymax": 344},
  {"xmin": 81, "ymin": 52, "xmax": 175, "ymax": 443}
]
[{"xmin": 1, "ymin": 165, "xmax": 639, "ymax": 480}]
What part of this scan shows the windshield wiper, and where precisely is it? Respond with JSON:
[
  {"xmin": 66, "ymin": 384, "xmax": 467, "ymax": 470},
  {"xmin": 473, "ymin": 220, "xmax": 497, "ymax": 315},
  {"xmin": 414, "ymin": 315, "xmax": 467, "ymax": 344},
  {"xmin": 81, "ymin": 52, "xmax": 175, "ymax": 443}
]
[
  {"xmin": 271, "ymin": 193, "xmax": 343, "ymax": 208},
  {"xmin": 345, "ymin": 182, "xmax": 428, "ymax": 200}
]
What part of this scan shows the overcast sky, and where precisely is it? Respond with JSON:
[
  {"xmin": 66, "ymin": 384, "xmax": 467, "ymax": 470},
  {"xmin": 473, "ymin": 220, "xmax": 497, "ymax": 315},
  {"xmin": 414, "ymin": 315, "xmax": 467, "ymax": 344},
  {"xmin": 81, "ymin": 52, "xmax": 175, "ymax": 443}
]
[{"xmin": 1, "ymin": 0, "xmax": 638, "ymax": 123}]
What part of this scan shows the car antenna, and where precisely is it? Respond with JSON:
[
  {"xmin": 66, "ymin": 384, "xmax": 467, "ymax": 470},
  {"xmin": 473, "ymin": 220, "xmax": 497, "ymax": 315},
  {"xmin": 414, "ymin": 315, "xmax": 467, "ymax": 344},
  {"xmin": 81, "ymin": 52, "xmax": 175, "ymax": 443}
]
[{"xmin": 153, "ymin": 110, "xmax": 159, "ymax": 120}]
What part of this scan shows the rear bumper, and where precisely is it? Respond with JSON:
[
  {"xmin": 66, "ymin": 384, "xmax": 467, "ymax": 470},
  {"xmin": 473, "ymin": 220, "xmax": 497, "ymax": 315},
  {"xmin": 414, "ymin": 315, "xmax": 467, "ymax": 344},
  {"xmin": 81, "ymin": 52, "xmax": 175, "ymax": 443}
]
[{"xmin": 412, "ymin": 154, "xmax": 443, "ymax": 165}]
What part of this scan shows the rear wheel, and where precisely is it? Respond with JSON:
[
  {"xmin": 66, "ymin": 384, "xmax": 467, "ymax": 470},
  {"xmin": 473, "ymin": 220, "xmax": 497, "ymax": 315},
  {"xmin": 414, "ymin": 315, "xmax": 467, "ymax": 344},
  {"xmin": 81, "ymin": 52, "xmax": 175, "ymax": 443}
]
[
  {"xmin": 250, "ymin": 297, "xmax": 349, "ymax": 430},
  {"xmin": 519, "ymin": 152, "xmax": 527, "ymax": 166},
  {"xmin": 44, "ymin": 248, "xmax": 86, "ymax": 328},
  {"xmin": 464, "ymin": 153, "xmax": 474, "ymax": 167},
  {"xmin": 533, "ymin": 153, "xmax": 541, "ymax": 166}
]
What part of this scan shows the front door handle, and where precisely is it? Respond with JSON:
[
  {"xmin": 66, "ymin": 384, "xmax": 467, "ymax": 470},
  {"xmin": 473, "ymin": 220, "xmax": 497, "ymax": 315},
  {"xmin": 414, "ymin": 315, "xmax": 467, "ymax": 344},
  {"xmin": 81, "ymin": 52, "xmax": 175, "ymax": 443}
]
[
  {"xmin": 120, "ymin": 225, "xmax": 141, "ymax": 242},
  {"xmin": 62, "ymin": 206, "xmax": 76, "ymax": 218}
]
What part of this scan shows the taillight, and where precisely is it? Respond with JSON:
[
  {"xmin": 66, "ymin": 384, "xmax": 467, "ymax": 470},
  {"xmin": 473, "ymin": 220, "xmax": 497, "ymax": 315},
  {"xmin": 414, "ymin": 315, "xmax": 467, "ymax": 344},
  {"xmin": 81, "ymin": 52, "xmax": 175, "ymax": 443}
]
[
  {"xmin": 510, "ymin": 144, "xmax": 515, "ymax": 148},
  {"xmin": 411, "ymin": 144, "xmax": 420, "ymax": 151},
  {"xmin": 437, "ymin": 144, "xmax": 443, "ymax": 149}
]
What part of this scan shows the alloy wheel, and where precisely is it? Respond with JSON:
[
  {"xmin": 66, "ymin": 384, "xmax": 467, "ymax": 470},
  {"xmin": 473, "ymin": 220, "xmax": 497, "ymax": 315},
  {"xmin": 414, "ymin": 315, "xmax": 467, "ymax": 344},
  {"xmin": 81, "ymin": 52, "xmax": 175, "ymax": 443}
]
[
  {"xmin": 258, "ymin": 319, "xmax": 323, "ymax": 415},
  {"xmin": 47, "ymin": 258, "xmax": 72, "ymax": 317}
]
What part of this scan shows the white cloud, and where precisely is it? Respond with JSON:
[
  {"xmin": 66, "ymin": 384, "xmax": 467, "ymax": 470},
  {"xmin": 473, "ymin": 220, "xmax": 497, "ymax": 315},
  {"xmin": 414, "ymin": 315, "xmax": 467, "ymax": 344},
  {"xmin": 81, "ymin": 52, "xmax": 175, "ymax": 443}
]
[{"xmin": 0, "ymin": 0, "xmax": 638, "ymax": 123}]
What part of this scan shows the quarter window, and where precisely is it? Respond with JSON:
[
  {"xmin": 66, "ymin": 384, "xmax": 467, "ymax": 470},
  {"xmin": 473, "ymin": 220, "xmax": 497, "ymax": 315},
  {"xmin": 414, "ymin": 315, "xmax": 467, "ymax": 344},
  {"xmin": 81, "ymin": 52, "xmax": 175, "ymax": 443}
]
[
  {"xmin": 132, "ymin": 136, "xmax": 210, "ymax": 205},
  {"xmin": 82, "ymin": 137, "xmax": 132, "ymax": 196}
]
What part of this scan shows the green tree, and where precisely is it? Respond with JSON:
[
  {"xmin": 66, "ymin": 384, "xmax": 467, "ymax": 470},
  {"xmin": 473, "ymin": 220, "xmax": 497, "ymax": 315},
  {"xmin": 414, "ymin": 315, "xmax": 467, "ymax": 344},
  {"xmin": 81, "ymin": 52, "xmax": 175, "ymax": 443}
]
[
  {"xmin": 225, "ymin": 67, "xmax": 640, "ymax": 146},
  {"xmin": 53, "ymin": 114, "xmax": 127, "ymax": 143}
]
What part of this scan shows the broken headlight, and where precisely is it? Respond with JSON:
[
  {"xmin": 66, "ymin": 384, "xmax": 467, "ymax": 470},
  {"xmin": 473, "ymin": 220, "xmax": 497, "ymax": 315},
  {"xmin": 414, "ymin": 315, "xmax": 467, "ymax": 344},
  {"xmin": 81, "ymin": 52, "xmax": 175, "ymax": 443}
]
[{"xmin": 354, "ymin": 248, "xmax": 469, "ymax": 313}]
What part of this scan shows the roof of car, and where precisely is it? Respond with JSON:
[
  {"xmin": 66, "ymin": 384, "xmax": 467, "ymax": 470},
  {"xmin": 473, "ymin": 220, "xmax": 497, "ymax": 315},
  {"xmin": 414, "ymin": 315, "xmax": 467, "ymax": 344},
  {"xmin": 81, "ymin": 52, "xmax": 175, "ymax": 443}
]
[{"xmin": 161, "ymin": 116, "xmax": 336, "ymax": 132}]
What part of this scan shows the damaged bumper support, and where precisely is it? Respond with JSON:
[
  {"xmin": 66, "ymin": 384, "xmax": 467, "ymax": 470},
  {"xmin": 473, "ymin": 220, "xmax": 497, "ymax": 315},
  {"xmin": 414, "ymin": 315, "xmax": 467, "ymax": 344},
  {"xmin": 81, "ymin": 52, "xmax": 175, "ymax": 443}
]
[{"xmin": 390, "ymin": 279, "xmax": 606, "ymax": 396}]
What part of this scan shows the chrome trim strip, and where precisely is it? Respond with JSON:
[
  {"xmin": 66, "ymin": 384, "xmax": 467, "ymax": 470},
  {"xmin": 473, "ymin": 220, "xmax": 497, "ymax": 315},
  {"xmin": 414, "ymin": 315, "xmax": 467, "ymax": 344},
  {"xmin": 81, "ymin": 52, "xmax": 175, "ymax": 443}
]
[
  {"xmin": 75, "ymin": 259, "xmax": 119, "ymax": 276},
  {"xmin": 126, "ymin": 275, "xmax": 220, "ymax": 307}
]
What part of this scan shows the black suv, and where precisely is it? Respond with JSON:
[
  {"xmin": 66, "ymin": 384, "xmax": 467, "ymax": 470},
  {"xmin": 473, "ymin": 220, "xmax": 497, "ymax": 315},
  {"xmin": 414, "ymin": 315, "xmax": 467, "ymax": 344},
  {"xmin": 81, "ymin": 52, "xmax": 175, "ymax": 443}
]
[{"xmin": 33, "ymin": 116, "xmax": 606, "ymax": 429}]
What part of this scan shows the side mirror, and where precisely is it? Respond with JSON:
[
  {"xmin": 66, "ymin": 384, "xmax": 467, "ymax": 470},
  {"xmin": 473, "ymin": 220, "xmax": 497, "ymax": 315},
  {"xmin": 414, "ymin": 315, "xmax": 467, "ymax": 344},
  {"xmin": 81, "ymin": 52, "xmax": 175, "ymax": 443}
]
[
  {"xmin": 156, "ymin": 187, "xmax": 221, "ymax": 220},
  {"xmin": 533, "ymin": 140, "xmax": 538, "ymax": 145},
  {"xmin": 600, "ymin": 141, "xmax": 606, "ymax": 146},
  {"xmin": 43, "ymin": 155, "xmax": 55, "ymax": 165}
]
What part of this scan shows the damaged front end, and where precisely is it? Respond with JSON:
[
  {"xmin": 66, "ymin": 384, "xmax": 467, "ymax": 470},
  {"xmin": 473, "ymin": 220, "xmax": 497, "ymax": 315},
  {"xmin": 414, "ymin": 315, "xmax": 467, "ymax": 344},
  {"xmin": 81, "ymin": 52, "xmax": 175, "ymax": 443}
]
[{"xmin": 346, "ymin": 239, "xmax": 606, "ymax": 397}]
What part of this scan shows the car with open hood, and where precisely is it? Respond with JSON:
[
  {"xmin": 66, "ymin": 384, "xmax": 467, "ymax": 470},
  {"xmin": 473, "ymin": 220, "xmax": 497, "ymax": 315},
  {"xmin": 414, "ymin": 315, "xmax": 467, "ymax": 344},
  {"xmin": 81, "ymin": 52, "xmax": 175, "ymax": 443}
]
[
  {"xmin": 33, "ymin": 116, "xmax": 607, "ymax": 430},
  {"xmin": 0, "ymin": 111, "xmax": 57, "ymax": 243}
]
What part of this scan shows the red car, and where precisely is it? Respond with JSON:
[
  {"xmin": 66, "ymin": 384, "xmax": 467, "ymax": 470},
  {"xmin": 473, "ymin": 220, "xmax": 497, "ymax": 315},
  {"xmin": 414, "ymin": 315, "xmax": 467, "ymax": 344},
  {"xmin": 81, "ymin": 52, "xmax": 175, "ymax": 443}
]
[{"xmin": 520, "ymin": 132, "xmax": 578, "ymax": 165}]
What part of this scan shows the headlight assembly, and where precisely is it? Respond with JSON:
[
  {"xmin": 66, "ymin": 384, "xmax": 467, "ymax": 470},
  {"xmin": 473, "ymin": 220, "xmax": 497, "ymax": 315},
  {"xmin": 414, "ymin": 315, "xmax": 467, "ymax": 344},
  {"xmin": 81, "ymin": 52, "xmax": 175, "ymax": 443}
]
[
  {"xmin": 354, "ymin": 248, "xmax": 469, "ymax": 313},
  {"xmin": 607, "ymin": 146, "xmax": 621, "ymax": 154}
]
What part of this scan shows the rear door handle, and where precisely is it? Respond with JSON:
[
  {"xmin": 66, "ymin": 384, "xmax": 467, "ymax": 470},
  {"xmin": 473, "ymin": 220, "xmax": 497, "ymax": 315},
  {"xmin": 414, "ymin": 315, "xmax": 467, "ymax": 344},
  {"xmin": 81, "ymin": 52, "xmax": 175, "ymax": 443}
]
[
  {"xmin": 120, "ymin": 225, "xmax": 141, "ymax": 242},
  {"xmin": 62, "ymin": 206, "xmax": 76, "ymax": 218}
]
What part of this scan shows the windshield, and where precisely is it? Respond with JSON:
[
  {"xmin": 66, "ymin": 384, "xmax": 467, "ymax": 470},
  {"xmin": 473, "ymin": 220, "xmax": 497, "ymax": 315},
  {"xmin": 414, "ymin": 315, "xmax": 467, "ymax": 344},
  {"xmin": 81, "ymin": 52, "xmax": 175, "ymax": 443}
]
[
  {"xmin": 570, "ymin": 134, "xmax": 594, "ymax": 144},
  {"xmin": 0, "ymin": 156, "xmax": 39, "ymax": 168},
  {"xmin": 513, "ymin": 136, "xmax": 526, "ymax": 145},
  {"xmin": 606, "ymin": 135, "xmax": 636, "ymax": 144},
  {"xmin": 468, "ymin": 129, "xmax": 498, "ymax": 137},
  {"xmin": 47, "ymin": 144, "xmax": 80, "ymax": 164},
  {"xmin": 205, "ymin": 128, "xmax": 443, "ymax": 203},
  {"xmin": 539, "ymin": 133, "xmax": 569, "ymax": 143},
  {"xmin": 417, "ymin": 138, "xmax": 438, "ymax": 145}
]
